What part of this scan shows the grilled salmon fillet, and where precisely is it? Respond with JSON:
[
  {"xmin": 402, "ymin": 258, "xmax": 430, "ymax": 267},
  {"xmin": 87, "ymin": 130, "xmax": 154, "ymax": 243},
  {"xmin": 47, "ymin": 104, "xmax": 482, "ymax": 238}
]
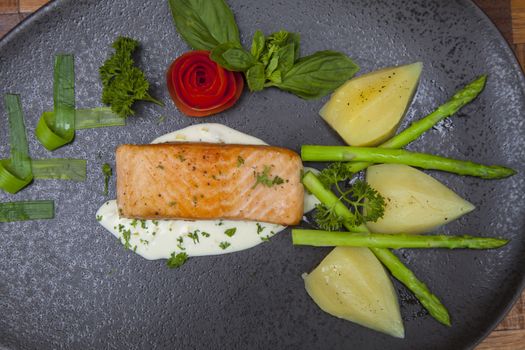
[{"xmin": 116, "ymin": 143, "xmax": 304, "ymax": 225}]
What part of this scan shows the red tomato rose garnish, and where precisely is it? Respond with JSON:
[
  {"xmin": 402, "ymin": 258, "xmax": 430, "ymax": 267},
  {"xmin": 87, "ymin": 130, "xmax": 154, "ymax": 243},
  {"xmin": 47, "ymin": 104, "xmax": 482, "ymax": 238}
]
[{"xmin": 166, "ymin": 50, "xmax": 244, "ymax": 117}]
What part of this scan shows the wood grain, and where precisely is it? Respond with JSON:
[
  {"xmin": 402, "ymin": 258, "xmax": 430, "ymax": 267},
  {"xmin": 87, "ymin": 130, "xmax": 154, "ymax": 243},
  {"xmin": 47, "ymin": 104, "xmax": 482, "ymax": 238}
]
[{"xmin": 0, "ymin": 0, "xmax": 524, "ymax": 349}]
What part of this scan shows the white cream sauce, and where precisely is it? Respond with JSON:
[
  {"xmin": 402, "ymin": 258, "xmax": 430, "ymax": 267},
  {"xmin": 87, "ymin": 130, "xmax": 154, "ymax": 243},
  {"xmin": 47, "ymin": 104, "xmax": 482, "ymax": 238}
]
[{"xmin": 96, "ymin": 123, "xmax": 319, "ymax": 260}]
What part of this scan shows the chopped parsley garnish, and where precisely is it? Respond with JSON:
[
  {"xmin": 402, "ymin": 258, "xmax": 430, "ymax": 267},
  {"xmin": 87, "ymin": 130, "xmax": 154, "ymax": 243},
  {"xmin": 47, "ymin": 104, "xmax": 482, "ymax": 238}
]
[
  {"xmin": 256, "ymin": 223, "xmax": 264, "ymax": 234},
  {"xmin": 224, "ymin": 228, "xmax": 237, "ymax": 237},
  {"xmin": 176, "ymin": 236, "xmax": 185, "ymax": 250},
  {"xmin": 121, "ymin": 229, "xmax": 131, "ymax": 249},
  {"xmin": 102, "ymin": 163, "xmax": 112, "ymax": 196},
  {"xmin": 130, "ymin": 219, "xmax": 138, "ymax": 228},
  {"xmin": 96, "ymin": 215, "xmax": 103, "ymax": 222},
  {"xmin": 237, "ymin": 156, "xmax": 245, "ymax": 167},
  {"xmin": 166, "ymin": 252, "xmax": 188, "ymax": 269},
  {"xmin": 177, "ymin": 153, "xmax": 186, "ymax": 162},
  {"xmin": 201, "ymin": 231, "xmax": 211, "ymax": 238},
  {"xmin": 140, "ymin": 220, "xmax": 147, "ymax": 229},
  {"xmin": 219, "ymin": 241, "xmax": 231, "ymax": 250},
  {"xmin": 253, "ymin": 165, "xmax": 285, "ymax": 189},
  {"xmin": 187, "ymin": 231, "xmax": 200, "ymax": 244},
  {"xmin": 260, "ymin": 236, "xmax": 270, "ymax": 242},
  {"xmin": 152, "ymin": 220, "xmax": 159, "ymax": 226}
]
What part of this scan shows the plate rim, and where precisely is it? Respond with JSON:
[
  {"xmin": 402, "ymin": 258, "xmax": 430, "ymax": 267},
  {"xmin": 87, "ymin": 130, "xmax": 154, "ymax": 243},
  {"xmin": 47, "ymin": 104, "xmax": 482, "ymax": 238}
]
[{"xmin": 0, "ymin": 0, "xmax": 524, "ymax": 348}]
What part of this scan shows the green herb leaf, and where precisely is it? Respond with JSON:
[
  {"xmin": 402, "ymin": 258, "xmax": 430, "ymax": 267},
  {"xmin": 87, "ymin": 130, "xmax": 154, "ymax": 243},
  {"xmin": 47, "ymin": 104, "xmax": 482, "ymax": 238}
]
[
  {"xmin": 219, "ymin": 241, "xmax": 231, "ymax": 250},
  {"xmin": 267, "ymin": 30, "xmax": 290, "ymax": 47},
  {"xmin": 168, "ymin": 0, "xmax": 240, "ymax": 50},
  {"xmin": 223, "ymin": 47, "xmax": 256, "ymax": 70},
  {"xmin": 99, "ymin": 37, "xmax": 163, "ymax": 118},
  {"xmin": 318, "ymin": 162, "xmax": 354, "ymax": 188},
  {"xmin": 314, "ymin": 203, "xmax": 347, "ymax": 231},
  {"xmin": 313, "ymin": 180, "xmax": 385, "ymax": 230},
  {"xmin": 102, "ymin": 163, "xmax": 112, "ymax": 196},
  {"xmin": 250, "ymin": 30, "xmax": 265, "ymax": 60},
  {"xmin": 187, "ymin": 230, "xmax": 200, "ymax": 244},
  {"xmin": 246, "ymin": 64, "xmax": 265, "ymax": 91},
  {"xmin": 288, "ymin": 32, "xmax": 300, "ymax": 60},
  {"xmin": 166, "ymin": 252, "xmax": 189, "ymax": 269},
  {"xmin": 256, "ymin": 223, "xmax": 265, "ymax": 234},
  {"xmin": 253, "ymin": 165, "xmax": 286, "ymax": 189},
  {"xmin": 237, "ymin": 156, "xmax": 245, "ymax": 167},
  {"xmin": 265, "ymin": 55, "xmax": 279, "ymax": 78},
  {"xmin": 211, "ymin": 42, "xmax": 256, "ymax": 71},
  {"xmin": 0, "ymin": 200, "xmax": 54, "ymax": 222},
  {"xmin": 273, "ymin": 50, "xmax": 359, "ymax": 99},
  {"xmin": 267, "ymin": 70, "xmax": 282, "ymax": 84},
  {"xmin": 224, "ymin": 227, "xmax": 237, "ymax": 237},
  {"xmin": 275, "ymin": 43, "xmax": 295, "ymax": 75}
]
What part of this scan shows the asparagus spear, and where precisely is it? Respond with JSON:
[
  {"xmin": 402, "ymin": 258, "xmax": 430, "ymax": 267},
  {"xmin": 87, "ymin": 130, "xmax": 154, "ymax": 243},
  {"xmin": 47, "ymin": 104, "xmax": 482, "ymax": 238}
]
[
  {"xmin": 346, "ymin": 75, "xmax": 487, "ymax": 173},
  {"xmin": 292, "ymin": 229, "xmax": 509, "ymax": 249},
  {"xmin": 302, "ymin": 171, "xmax": 451, "ymax": 326},
  {"xmin": 302, "ymin": 146, "xmax": 515, "ymax": 179}
]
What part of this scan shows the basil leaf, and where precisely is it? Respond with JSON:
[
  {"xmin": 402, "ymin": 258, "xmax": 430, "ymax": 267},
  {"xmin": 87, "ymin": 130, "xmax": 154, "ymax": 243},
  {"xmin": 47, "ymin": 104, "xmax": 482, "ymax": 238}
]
[
  {"xmin": 265, "ymin": 55, "xmax": 279, "ymax": 78},
  {"xmin": 211, "ymin": 42, "xmax": 256, "ymax": 71},
  {"xmin": 268, "ymin": 70, "xmax": 282, "ymax": 84},
  {"xmin": 251, "ymin": 30, "xmax": 265, "ymax": 60},
  {"xmin": 246, "ymin": 64, "xmax": 265, "ymax": 91},
  {"xmin": 168, "ymin": 0, "xmax": 240, "ymax": 50},
  {"xmin": 273, "ymin": 50, "xmax": 359, "ymax": 99},
  {"xmin": 223, "ymin": 48, "xmax": 256, "ymax": 70},
  {"xmin": 276, "ymin": 43, "xmax": 295, "ymax": 75},
  {"xmin": 267, "ymin": 30, "xmax": 289, "ymax": 47},
  {"xmin": 288, "ymin": 32, "xmax": 300, "ymax": 60}
]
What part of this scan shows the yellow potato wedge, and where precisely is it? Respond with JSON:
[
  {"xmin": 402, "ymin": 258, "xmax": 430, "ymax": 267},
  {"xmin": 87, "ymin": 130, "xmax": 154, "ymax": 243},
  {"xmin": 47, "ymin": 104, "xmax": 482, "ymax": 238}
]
[
  {"xmin": 366, "ymin": 164, "xmax": 475, "ymax": 234},
  {"xmin": 320, "ymin": 62, "xmax": 422, "ymax": 146}
]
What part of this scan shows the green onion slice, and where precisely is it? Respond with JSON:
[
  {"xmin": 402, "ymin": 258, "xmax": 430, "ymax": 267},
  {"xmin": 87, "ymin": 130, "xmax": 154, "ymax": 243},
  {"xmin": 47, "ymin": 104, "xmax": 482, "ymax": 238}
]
[
  {"xmin": 0, "ymin": 94, "xmax": 33, "ymax": 194},
  {"xmin": 36, "ymin": 54, "xmax": 76, "ymax": 151},
  {"xmin": 40, "ymin": 107, "xmax": 125, "ymax": 130},
  {"xmin": 74, "ymin": 107, "xmax": 125, "ymax": 129},
  {"xmin": 0, "ymin": 200, "xmax": 54, "ymax": 222},
  {"xmin": 0, "ymin": 158, "xmax": 87, "ymax": 182},
  {"xmin": 30, "ymin": 159, "xmax": 86, "ymax": 181}
]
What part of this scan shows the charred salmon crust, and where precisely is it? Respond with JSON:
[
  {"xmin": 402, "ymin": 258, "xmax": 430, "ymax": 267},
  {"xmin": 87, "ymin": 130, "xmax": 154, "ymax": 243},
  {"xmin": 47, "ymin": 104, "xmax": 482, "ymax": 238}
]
[{"xmin": 116, "ymin": 143, "xmax": 304, "ymax": 225}]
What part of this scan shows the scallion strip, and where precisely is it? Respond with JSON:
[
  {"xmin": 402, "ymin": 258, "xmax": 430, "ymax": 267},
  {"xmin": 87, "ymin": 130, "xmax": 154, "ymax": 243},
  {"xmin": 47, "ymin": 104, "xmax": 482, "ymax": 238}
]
[
  {"xmin": 30, "ymin": 159, "xmax": 87, "ymax": 181},
  {"xmin": 0, "ymin": 158, "xmax": 87, "ymax": 182},
  {"xmin": 74, "ymin": 107, "xmax": 125, "ymax": 129},
  {"xmin": 0, "ymin": 94, "xmax": 33, "ymax": 194},
  {"xmin": 41, "ymin": 107, "xmax": 125, "ymax": 130},
  {"xmin": 35, "ymin": 54, "xmax": 76, "ymax": 151},
  {"xmin": 0, "ymin": 200, "xmax": 54, "ymax": 222}
]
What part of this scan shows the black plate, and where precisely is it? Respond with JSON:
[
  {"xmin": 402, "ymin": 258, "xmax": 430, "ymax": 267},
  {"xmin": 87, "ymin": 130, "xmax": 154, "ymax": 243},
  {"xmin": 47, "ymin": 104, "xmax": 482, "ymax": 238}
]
[{"xmin": 1, "ymin": 1, "xmax": 524, "ymax": 349}]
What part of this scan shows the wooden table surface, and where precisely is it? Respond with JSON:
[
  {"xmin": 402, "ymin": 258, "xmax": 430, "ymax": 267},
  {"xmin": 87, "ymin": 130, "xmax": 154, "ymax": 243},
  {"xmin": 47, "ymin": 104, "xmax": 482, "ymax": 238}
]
[{"xmin": 0, "ymin": 0, "xmax": 524, "ymax": 349}]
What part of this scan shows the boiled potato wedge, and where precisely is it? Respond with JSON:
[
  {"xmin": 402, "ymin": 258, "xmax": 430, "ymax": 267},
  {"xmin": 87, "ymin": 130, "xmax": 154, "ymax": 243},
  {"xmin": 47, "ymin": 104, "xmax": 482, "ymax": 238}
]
[
  {"xmin": 365, "ymin": 164, "xmax": 475, "ymax": 234},
  {"xmin": 319, "ymin": 62, "xmax": 422, "ymax": 146},
  {"xmin": 304, "ymin": 247, "xmax": 404, "ymax": 338}
]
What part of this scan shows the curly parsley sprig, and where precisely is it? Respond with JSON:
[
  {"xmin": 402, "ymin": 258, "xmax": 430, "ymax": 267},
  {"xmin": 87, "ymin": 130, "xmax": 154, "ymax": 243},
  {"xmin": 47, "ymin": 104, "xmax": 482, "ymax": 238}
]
[
  {"xmin": 313, "ymin": 164, "xmax": 385, "ymax": 231},
  {"xmin": 99, "ymin": 37, "xmax": 163, "ymax": 118}
]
